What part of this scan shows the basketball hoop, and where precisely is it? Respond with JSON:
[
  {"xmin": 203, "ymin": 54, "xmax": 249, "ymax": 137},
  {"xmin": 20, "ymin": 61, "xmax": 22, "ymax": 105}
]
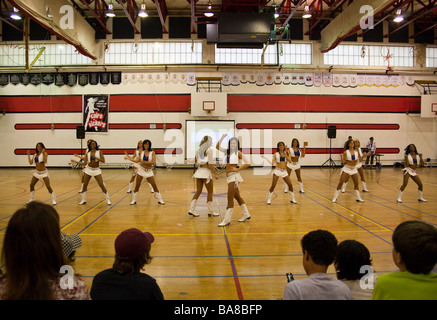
[{"xmin": 203, "ymin": 101, "xmax": 215, "ymax": 114}]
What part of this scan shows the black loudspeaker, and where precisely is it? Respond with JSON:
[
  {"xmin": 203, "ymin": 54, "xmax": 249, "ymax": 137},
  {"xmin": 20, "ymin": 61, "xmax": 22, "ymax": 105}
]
[
  {"xmin": 76, "ymin": 126, "xmax": 85, "ymax": 139},
  {"xmin": 327, "ymin": 125, "xmax": 336, "ymax": 139}
]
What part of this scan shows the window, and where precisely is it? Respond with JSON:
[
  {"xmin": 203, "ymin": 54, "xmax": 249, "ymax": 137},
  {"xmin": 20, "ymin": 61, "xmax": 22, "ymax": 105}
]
[
  {"xmin": 426, "ymin": 47, "xmax": 437, "ymax": 68},
  {"xmin": 324, "ymin": 44, "xmax": 414, "ymax": 67}
]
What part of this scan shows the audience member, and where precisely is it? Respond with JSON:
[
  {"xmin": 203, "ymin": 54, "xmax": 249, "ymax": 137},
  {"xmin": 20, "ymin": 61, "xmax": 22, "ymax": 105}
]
[
  {"xmin": 373, "ymin": 221, "xmax": 437, "ymax": 300},
  {"xmin": 283, "ymin": 229, "xmax": 352, "ymax": 300},
  {"xmin": 61, "ymin": 232, "xmax": 82, "ymax": 263},
  {"xmin": 0, "ymin": 201, "xmax": 90, "ymax": 300},
  {"xmin": 334, "ymin": 240, "xmax": 375, "ymax": 300},
  {"xmin": 90, "ymin": 228, "xmax": 164, "ymax": 300}
]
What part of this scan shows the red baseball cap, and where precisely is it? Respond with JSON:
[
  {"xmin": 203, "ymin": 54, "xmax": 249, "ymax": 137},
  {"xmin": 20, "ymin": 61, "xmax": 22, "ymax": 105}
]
[{"xmin": 114, "ymin": 228, "xmax": 154, "ymax": 260}]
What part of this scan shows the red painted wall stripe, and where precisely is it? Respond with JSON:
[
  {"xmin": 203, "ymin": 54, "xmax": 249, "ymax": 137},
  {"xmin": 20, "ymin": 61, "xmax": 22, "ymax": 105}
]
[
  {"xmin": 241, "ymin": 148, "xmax": 400, "ymax": 154},
  {"xmin": 228, "ymin": 95, "xmax": 420, "ymax": 113},
  {"xmin": 0, "ymin": 94, "xmax": 190, "ymax": 113},
  {"xmin": 236, "ymin": 123, "xmax": 400, "ymax": 130},
  {"xmin": 15, "ymin": 123, "xmax": 182, "ymax": 130},
  {"xmin": 14, "ymin": 148, "xmax": 183, "ymax": 155}
]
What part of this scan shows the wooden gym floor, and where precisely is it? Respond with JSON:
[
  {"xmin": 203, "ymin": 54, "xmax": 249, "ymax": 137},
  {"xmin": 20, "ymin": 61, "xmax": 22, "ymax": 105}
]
[{"xmin": 0, "ymin": 166, "xmax": 436, "ymax": 300}]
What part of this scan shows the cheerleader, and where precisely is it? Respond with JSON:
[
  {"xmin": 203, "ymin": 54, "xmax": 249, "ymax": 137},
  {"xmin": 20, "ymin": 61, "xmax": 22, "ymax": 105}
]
[
  {"xmin": 78, "ymin": 140, "xmax": 111, "ymax": 205},
  {"xmin": 341, "ymin": 139, "xmax": 370, "ymax": 193},
  {"xmin": 216, "ymin": 134, "xmax": 251, "ymax": 226},
  {"xmin": 188, "ymin": 136, "xmax": 219, "ymax": 217},
  {"xmin": 27, "ymin": 142, "xmax": 56, "ymax": 205},
  {"xmin": 396, "ymin": 144, "xmax": 427, "ymax": 203},
  {"xmin": 267, "ymin": 142, "xmax": 297, "ymax": 204},
  {"xmin": 124, "ymin": 139, "xmax": 164, "ymax": 205},
  {"xmin": 283, "ymin": 138, "xmax": 306, "ymax": 194},
  {"xmin": 124, "ymin": 140, "xmax": 155, "ymax": 194},
  {"xmin": 332, "ymin": 140, "xmax": 367, "ymax": 203}
]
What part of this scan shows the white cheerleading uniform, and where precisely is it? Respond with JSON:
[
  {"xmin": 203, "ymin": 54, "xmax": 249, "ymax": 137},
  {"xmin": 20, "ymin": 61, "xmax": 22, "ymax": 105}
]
[
  {"xmin": 273, "ymin": 152, "xmax": 289, "ymax": 178},
  {"xmin": 341, "ymin": 150, "xmax": 358, "ymax": 175},
  {"xmin": 83, "ymin": 151, "xmax": 102, "ymax": 176},
  {"xmin": 136, "ymin": 151, "xmax": 155, "ymax": 178},
  {"xmin": 286, "ymin": 148, "xmax": 302, "ymax": 171},
  {"xmin": 32, "ymin": 153, "xmax": 49, "ymax": 179},
  {"xmin": 193, "ymin": 148, "xmax": 213, "ymax": 183},
  {"xmin": 226, "ymin": 153, "xmax": 244, "ymax": 185},
  {"xmin": 355, "ymin": 148, "xmax": 364, "ymax": 169},
  {"xmin": 403, "ymin": 154, "xmax": 419, "ymax": 177}
]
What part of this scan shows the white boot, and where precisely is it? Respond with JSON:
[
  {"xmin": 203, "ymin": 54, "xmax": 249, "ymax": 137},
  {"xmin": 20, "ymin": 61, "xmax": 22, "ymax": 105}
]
[
  {"xmin": 283, "ymin": 182, "xmax": 289, "ymax": 193},
  {"xmin": 207, "ymin": 201, "xmax": 219, "ymax": 217},
  {"xmin": 289, "ymin": 191, "xmax": 297, "ymax": 204},
  {"xmin": 188, "ymin": 199, "xmax": 199, "ymax": 216},
  {"xmin": 51, "ymin": 192, "xmax": 57, "ymax": 206},
  {"xmin": 78, "ymin": 183, "xmax": 84, "ymax": 193},
  {"xmin": 267, "ymin": 191, "xmax": 273, "ymax": 205},
  {"xmin": 156, "ymin": 192, "xmax": 165, "ymax": 205},
  {"xmin": 127, "ymin": 182, "xmax": 133, "ymax": 193},
  {"xmin": 79, "ymin": 192, "xmax": 86, "ymax": 205},
  {"xmin": 218, "ymin": 208, "xmax": 233, "ymax": 227},
  {"xmin": 27, "ymin": 191, "xmax": 35, "ymax": 203},
  {"xmin": 332, "ymin": 189, "xmax": 340, "ymax": 203},
  {"xmin": 148, "ymin": 183, "xmax": 155, "ymax": 193},
  {"xmin": 362, "ymin": 181, "xmax": 369, "ymax": 192},
  {"xmin": 396, "ymin": 189, "xmax": 403, "ymax": 203},
  {"xmin": 130, "ymin": 192, "xmax": 138, "ymax": 205},
  {"xmin": 299, "ymin": 182, "xmax": 305, "ymax": 193},
  {"xmin": 355, "ymin": 190, "xmax": 364, "ymax": 202},
  {"xmin": 418, "ymin": 190, "xmax": 427, "ymax": 202},
  {"xmin": 104, "ymin": 192, "xmax": 111, "ymax": 205},
  {"xmin": 238, "ymin": 204, "xmax": 251, "ymax": 222},
  {"xmin": 341, "ymin": 182, "xmax": 348, "ymax": 193}
]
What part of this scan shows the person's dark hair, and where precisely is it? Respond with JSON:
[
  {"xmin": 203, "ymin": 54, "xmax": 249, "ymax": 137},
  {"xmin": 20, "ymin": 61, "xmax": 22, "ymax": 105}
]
[
  {"xmin": 1, "ymin": 201, "xmax": 66, "ymax": 300},
  {"xmin": 35, "ymin": 142, "xmax": 46, "ymax": 155},
  {"xmin": 227, "ymin": 137, "xmax": 240, "ymax": 156},
  {"xmin": 392, "ymin": 221, "xmax": 437, "ymax": 274},
  {"xmin": 335, "ymin": 240, "xmax": 372, "ymax": 280},
  {"xmin": 404, "ymin": 144, "xmax": 418, "ymax": 155},
  {"xmin": 113, "ymin": 245, "xmax": 153, "ymax": 275},
  {"xmin": 291, "ymin": 138, "xmax": 300, "ymax": 149},
  {"xmin": 301, "ymin": 230, "xmax": 338, "ymax": 266},
  {"xmin": 343, "ymin": 139, "xmax": 353, "ymax": 151},
  {"xmin": 276, "ymin": 141, "xmax": 285, "ymax": 153},
  {"xmin": 143, "ymin": 139, "xmax": 152, "ymax": 151},
  {"xmin": 87, "ymin": 139, "xmax": 99, "ymax": 151}
]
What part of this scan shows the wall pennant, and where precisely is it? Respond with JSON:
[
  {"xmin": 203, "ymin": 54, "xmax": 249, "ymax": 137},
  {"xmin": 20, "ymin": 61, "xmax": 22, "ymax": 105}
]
[
  {"xmin": 20, "ymin": 73, "xmax": 30, "ymax": 86},
  {"xmin": 66, "ymin": 73, "xmax": 77, "ymax": 87},
  {"xmin": 30, "ymin": 74, "xmax": 42, "ymax": 86},
  {"xmin": 100, "ymin": 72, "xmax": 110, "ymax": 85},
  {"xmin": 304, "ymin": 73, "xmax": 314, "ymax": 87},
  {"xmin": 273, "ymin": 73, "xmax": 282, "ymax": 85},
  {"xmin": 240, "ymin": 73, "xmax": 248, "ymax": 84},
  {"xmin": 9, "ymin": 74, "xmax": 20, "ymax": 85},
  {"xmin": 297, "ymin": 73, "xmax": 305, "ymax": 85},
  {"xmin": 332, "ymin": 74, "xmax": 341, "ymax": 87},
  {"xmin": 282, "ymin": 73, "xmax": 291, "ymax": 85},
  {"xmin": 349, "ymin": 74, "xmax": 357, "ymax": 88},
  {"xmin": 0, "ymin": 74, "xmax": 9, "ymax": 86},
  {"xmin": 222, "ymin": 72, "xmax": 231, "ymax": 86},
  {"xmin": 313, "ymin": 73, "xmax": 322, "ymax": 87},
  {"xmin": 322, "ymin": 73, "xmax": 332, "ymax": 87},
  {"xmin": 78, "ymin": 73, "xmax": 89, "ymax": 86},
  {"xmin": 187, "ymin": 72, "xmax": 196, "ymax": 86},
  {"xmin": 54, "ymin": 73, "xmax": 67, "ymax": 86},
  {"xmin": 340, "ymin": 74, "xmax": 349, "ymax": 88},
  {"xmin": 256, "ymin": 73, "xmax": 265, "ymax": 86},
  {"xmin": 111, "ymin": 72, "xmax": 121, "ymax": 85},
  {"xmin": 89, "ymin": 72, "xmax": 99, "ymax": 85},
  {"xmin": 231, "ymin": 73, "xmax": 240, "ymax": 86}
]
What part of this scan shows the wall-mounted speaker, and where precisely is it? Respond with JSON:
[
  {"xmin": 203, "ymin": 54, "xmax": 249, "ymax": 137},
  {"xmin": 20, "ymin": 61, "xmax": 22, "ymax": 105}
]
[
  {"xmin": 327, "ymin": 125, "xmax": 336, "ymax": 139},
  {"xmin": 76, "ymin": 126, "xmax": 85, "ymax": 139}
]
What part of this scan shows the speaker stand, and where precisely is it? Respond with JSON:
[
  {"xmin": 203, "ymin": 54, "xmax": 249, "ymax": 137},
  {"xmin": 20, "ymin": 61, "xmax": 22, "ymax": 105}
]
[{"xmin": 322, "ymin": 138, "xmax": 336, "ymax": 167}]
